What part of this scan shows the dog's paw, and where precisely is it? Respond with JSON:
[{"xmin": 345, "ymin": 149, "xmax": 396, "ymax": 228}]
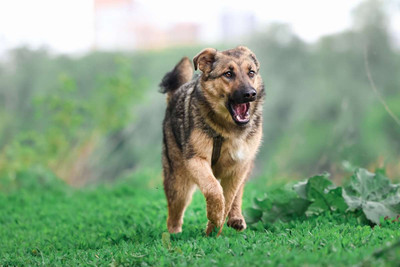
[
  {"xmin": 227, "ymin": 217, "xmax": 247, "ymax": 231},
  {"xmin": 167, "ymin": 225, "xmax": 182, "ymax": 234},
  {"xmin": 207, "ymin": 208, "xmax": 225, "ymax": 228},
  {"xmin": 205, "ymin": 221, "xmax": 216, "ymax": 236},
  {"xmin": 167, "ymin": 219, "xmax": 183, "ymax": 234},
  {"xmin": 206, "ymin": 193, "xmax": 225, "ymax": 227}
]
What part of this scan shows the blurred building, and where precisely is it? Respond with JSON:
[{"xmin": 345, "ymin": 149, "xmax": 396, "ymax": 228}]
[
  {"xmin": 168, "ymin": 23, "xmax": 200, "ymax": 46},
  {"xmin": 94, "ymin": 0, "xmax": 135, "ymax": 50},
  {"xmin": 94, "ymin": 0, "xmax": 200, "ymax": 50},
  {"xmin": 221, "ymin": 10, "xmax": 257, "ymax": 42}
]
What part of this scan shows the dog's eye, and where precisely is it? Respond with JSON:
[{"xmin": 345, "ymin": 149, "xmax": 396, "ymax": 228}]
[
  {"xmin": 224, "ymin": 71, "xmax": 233, "ymax": 78},
  {"xmin": 248, "ymin": 70, "xmax": 256, "ymax": 78}
]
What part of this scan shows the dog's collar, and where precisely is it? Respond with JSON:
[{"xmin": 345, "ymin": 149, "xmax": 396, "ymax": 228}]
[{"xmin": 211, "ymin": 135, "xmax": 224, "ymax": 166}]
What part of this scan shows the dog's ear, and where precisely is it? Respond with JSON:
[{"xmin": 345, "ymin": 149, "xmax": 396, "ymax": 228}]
[
  {"xmin": 237, "ymin": 46, "xmax": 260, "ymax": 71},
  {"xmin": 193, "ymin": 48, "xmax": 217, "ymax": 73}
]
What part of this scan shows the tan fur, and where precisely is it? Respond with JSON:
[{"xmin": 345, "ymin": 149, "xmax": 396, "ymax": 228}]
[{"xmin": 161, "ymin": 46, "xmax": 264, "ymax": 235}]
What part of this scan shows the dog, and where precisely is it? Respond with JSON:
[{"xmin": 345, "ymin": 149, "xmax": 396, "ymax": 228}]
[{"xmin": 160, "ymin": 46, "xmax": 264, "ymax": 235}]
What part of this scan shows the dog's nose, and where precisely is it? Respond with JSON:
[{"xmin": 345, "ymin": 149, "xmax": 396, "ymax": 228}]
[
  {"xmin": 232, "ymin": 87, "xmax": 257, "ymax": 103},
  {"xmin": 243, "ymin": 88, "xmax": 257, "ymax": 101}
]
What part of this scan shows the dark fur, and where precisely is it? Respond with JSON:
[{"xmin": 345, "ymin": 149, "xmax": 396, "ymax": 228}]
[{"xmin": 159, "ymin": 57, "xmax": 192, "ymax": 94}]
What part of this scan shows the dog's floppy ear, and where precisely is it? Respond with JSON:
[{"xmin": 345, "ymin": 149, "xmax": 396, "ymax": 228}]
[{"xmin": 193, "ymin": 48, "xmax": 217, "ymax": 73}]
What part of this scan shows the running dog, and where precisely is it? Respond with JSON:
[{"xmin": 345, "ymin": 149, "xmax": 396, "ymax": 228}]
[{"xmin": 160, "ymin": 46, "xmax": 265, "ymax": 235}]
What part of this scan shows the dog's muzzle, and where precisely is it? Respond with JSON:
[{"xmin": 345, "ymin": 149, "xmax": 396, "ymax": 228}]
[{"xmin": 228, "ymin": 87, "xmax": 257, "ymax": 125}]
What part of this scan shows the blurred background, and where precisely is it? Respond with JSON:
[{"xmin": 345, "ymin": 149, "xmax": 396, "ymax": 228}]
[{"xmin": 0, "ymin": 0, "xmax": 400, "ymax": 187}]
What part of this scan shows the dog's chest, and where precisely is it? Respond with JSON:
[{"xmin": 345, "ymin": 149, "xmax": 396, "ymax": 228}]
[
  {"xmin": 211, "ymin": 138, "xmax": 252, "ymax": 179},
  {"xmin": 221, "ymin": 138, "xmax": 251, "ymax": 163}
]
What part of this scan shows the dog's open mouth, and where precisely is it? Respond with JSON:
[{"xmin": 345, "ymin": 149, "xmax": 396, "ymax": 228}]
[{"xmin": 228, "ymin": 102, "xmax": 250, "ymax": 125}]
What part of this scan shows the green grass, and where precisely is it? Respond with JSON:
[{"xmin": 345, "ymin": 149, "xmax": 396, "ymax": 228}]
[{"xmin": 1, "ymin": 170, "xmax": 400, "ymax": 266}]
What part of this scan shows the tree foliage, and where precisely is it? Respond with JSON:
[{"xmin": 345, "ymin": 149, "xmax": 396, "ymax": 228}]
[{"xmin": 0, "ymin": 0, "xmax": 399, "ymax": 183}]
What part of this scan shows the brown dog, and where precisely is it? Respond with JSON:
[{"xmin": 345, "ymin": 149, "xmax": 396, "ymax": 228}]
[{"xmin": 160, "ymin": 46, "xmax": 264, "ymax": 235}]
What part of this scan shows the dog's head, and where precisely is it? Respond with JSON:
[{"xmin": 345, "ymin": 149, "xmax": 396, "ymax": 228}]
[{"xmin": 193, "ymin": 46, "xmax": 264, "ymax": 127}]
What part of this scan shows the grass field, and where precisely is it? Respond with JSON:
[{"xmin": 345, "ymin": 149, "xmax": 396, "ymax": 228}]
[{"xmin": 1, "ymin": 170, "xmax": 400, "ymax": 266}]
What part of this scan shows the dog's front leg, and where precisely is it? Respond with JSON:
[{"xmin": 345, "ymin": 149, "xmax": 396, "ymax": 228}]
[
  {"xmin": 226, "ymin": 181, "xmax": 247, "ymax": 231},
  {"xmin": 220, "ymin": 164, "xmax": 251, "ymax": 231},
  {"xmin": 186, "ymin": 158, "xmax": 225, "ymax": 233}
]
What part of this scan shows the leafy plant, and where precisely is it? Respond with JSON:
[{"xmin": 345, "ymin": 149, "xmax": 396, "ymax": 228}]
[
  {"xmin": 0, "ymin": 58, "xmax": 145, "ymax": 184},
  {"xmin": 343, "ymin": 168, "xmax": 400, "ymax": 224},
  {"xmin": 293, "ymin": 173, "xmax": 348, "ymax": 216},
  {"xmin": 245, "ymin": 168, "xmax": 400, "ymax": 228},
  {"xmin": 245, "ymin": 188, "xmax": 310, "ymax": 226}
]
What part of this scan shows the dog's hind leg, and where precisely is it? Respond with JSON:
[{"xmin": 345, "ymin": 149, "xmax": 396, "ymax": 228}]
[{"xmin": 164, "ymin": 173, "xmax": 196, "ymax": 233}]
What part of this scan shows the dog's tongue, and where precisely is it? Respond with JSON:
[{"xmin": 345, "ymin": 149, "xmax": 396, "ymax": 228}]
[
  {"xmin": 231, "ymin": 102, "xmax": 250, "ymax": 123},
  {"xmin": 234, "ymin": 103, "xmax": 248, "ymax": 117}
]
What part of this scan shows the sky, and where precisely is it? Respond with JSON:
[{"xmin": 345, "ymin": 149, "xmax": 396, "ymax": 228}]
[{"xmin": 0, "ymin": 0, "xmax": 399, "ymax": 54}]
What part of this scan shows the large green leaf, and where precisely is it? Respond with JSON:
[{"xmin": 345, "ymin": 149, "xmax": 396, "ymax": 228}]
[
  {"xmin": 293, "ymin": 173, "xmax": 348, "ymax": 216},
  {"xmin": 246, "ymin": 167, "xmax": 400, "ymax": 228},
  {"xmin": 245, "ymin": 189, "xmax": 310, "ymax": 226},
  {"xmin": 260, "ymin": 197, "xmax": 310, "ymax": 224},
  {"xmin": 343, "ymin": 168, "xmax": 400, "ymax": 224},
  {"xmin": 244, "ymin": 208, "xmax": 263, "ymax": 224}
]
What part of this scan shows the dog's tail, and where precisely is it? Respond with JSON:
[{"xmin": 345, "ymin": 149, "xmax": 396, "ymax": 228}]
[{"xmin": 159, "ymin": 57, "xmax": 193, "ymax": 101}]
